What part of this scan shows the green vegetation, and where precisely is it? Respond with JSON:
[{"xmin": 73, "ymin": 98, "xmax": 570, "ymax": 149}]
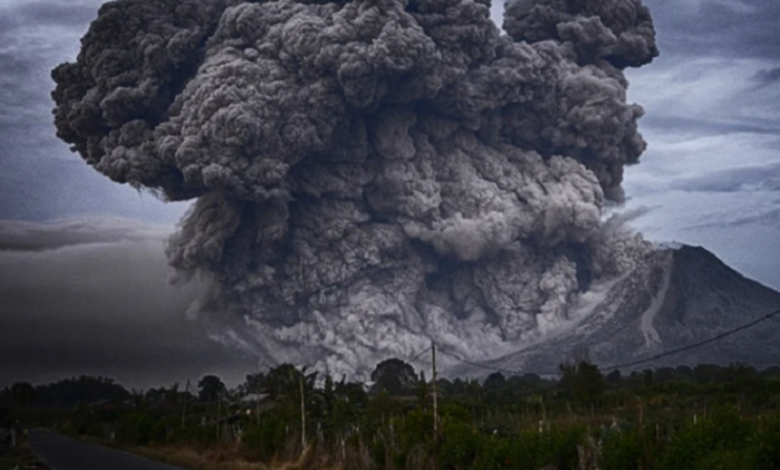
[
  {"xmin": 0, "ymin": 444, "xmax": 48, "ymax": 470},
  {"xmin": 3, "ymin": 363, "xmax": 780, "ymax": 469}
]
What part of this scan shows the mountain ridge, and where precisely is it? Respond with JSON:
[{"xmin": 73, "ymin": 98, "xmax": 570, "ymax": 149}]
[{"xmin": 448, "ymin": 245, "xmax": 780, "ymax": 377}]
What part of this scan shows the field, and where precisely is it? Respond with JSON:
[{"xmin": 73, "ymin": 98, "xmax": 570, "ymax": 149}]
[{"xmin": 3, "ymin": 362, "xmax": 780, "ymax": 470}]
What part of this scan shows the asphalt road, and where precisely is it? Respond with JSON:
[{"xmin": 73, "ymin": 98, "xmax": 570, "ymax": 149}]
[{"xmin": 28, "ymin": 429, "xmax": 188, "ymax": 470}]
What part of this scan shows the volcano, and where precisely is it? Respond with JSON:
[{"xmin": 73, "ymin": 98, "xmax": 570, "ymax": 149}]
[{"xmin": 450, "ymin": 244, "xmax": 780, "ymax": 377}]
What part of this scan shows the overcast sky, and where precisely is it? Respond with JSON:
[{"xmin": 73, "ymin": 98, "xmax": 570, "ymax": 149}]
[{"xmin": 1, "ymin": 0, "xmax": 779, "ymax": 389}]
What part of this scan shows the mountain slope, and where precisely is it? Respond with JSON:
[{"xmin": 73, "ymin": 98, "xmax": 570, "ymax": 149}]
[{"xmin": 452, "ymin": 245, "xmax": 780, "ymax": 376}]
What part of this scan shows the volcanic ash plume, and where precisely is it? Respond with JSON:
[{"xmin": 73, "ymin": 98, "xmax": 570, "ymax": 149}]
[{"xmin": 52, "ymin": 0, "xmax": 658, "ymax": 376}]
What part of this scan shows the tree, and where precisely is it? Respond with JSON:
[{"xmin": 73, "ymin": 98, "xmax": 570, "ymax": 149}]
[
  {"xmin": 694, "ymin": 364, "xmax": 723, "ymax": 384},
  {"xmin": 264, "ymin": 364, "xmax": 316, "ymax": 403},
  {"xmin": 559, "ymin": 361, "xmax": 605, "ymax": 407},
  {"xmin": 761, "ymin": 366, "xmax": 780, "ymax": 379},
  {"xmin": 370, "ymin": 358, "xmax": 418, "ymax": 396},
  {"xmin": 654, "ymin": 367, "xmax": 675, "ymax": 383},
  {"xmin": 328, "ymin": 377, "xmax": 367, "ymax": 430},
  {"xmin": 483, "ymin": 372, "xmax": 507, "ymax": 391},
  {"xmin": 0, "ymin": 405, "xmax": 8, "ymax": 426},
  {"xmin": 198, "ymin": 375, "xmax": 226, "ymax": 403},
  {"xmin": 674, "ymin": 365, "xmax": 694, "ymax": 381},
  {"xmin": 642, "ymin": 369, "xmax": 654, "ymax": 388},
  {"xmin": 32, "ymin": 376, "xmax": 128, "ymax": 406},
  {"xmin": 242, "ymin": 372, "xmax": 266, "ymax": 396},
  {"xmin": 415, "ymin": 371, "xmax": 430, "ymax": 406},
  {"xmin": 10, "ymin": 382, "xmax": 36, "ymax": 408},
  {"xmin": 605, "ymin": 369, "xmax": 622, "ymax": 386}
]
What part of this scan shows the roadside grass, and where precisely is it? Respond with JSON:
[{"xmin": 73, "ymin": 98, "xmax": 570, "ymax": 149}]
[
  {"xmin": 0, "ymin": 444, "xmax": 49, "ymax": 470},
  {"xmin": 133, "ymin": 443, "xmax": 329, "ymax": 470}
]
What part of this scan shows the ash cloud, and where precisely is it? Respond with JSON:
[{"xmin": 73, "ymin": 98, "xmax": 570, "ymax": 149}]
[{"xmin": 52, "ymin": 0, "xmax": 658, "ymax": 377}]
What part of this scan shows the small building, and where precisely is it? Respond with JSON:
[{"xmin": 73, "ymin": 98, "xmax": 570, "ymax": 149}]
[{"xmin": 237, "ymin": 393, "xmax": 277, "ymax": 415}]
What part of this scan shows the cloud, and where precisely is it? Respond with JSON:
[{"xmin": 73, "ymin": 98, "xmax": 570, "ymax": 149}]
[
  {"xmin": 0, "ymin": 218, "xmax": 255, "ymax": 388},
  {"xmin": 624, "ymin": 189, "xmax": 780, "ymax": 290},
  {"xmin": 669, "ymin": 162, "xmax": 780, "ymax": 193},
  {"xmin": 640, "ymin": 114, "xmax": 780, "ymax": 136},
  {"xmin": 623, "ymin": 132, "xmax": 780, "ymax": 195},
  {"xmin": 1, "ymin": 2, "xmax": 98, "ymax": 27},
  {"xmin": 0, "ymin": 4, "xmax": 89, "ymax": 129},
  {"xmin": 754, "ymin": 67, "xmax": 780, "ymax": 86},
  {"xmin": 623, "ymin": 50, "xmax": 780, "ymax": 214},
  {"xmin": 0, "ymin": 218, "xmax": 170, "ymax": 251},
  {"xmin": 644, "ymin": 0, "xmax": 780, "ymax": 60},
  {"xmin": 0, "ymin": 0, "xmax": 187, "ymax": 224},
  {"xmin": 0, "ymin": 2, "xmax": 103, "ymax": 146},
  {"xmin": 627, "ymin": 57, "xmax": 780, "ymax": 130}
]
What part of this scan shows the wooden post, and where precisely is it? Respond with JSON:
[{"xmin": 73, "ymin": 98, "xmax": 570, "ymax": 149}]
[
  {"xmin": 256, "ymin": 398, "xmax": 260, "ymax": 425},
  {"xmin": 639, "ymin": 402, "xmax": 644, "ymax": 427},
  {"xmin": 300, "ymin": 371, "xmax": 307, "ymax": 450},
  {"xmin": 254, "ymin": 369, "xmax": 262, "ymax": 426},
  {"xmin": 432, "ymin": 341, "xmax": 439, "ymax": 439},
  {"xmin": 181, "ymin": 379, "xmax": 190, "ymax": 427},
  {"xmin": 216, "ymin": 392, "xmax": 222, "ymax": 441}
]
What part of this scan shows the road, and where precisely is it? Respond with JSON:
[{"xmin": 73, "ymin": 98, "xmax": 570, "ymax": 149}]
[{"xmin": 28, "ymin": 429, "xmax": 189, "ymax": 470}]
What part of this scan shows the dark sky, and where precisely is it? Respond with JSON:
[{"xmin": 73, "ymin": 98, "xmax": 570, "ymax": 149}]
[
  {"xmin": 0, "ymin": 219, "xmax": 258, "ymax": 388},
  {"xmin": 1, "ymin": 0, "xmax": 779, "ymax": 389}
]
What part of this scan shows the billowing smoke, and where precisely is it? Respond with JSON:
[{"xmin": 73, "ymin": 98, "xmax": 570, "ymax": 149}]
[{"xmin": 52, "ymin": 0, "xmax": 658, "ymax": 377}]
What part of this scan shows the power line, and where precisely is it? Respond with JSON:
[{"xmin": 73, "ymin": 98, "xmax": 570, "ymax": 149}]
[
  {"xmin": 435, "ymin": 345, "xmax": 526, "ymax": 376},
  {"xmin": 278, "ymin": 307, "xmax": 780, "ymax": 382},
  {"xmin": 600, "ymin": 307, "xmax": 780, "ymax": 372},
  {"xmin": 411, "ymin": 345, "xmax": 432, "ymax": 361}
]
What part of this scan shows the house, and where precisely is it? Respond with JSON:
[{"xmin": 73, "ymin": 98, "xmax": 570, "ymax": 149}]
[{"xmin": 237, "ymin": 393, "xmax": 277, "ymax": 415}]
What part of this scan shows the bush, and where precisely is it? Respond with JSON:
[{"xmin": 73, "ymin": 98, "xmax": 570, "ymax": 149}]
[
  {"xmin": 600, "ymin": 428, "xmax": 644, "ymax": 470},
  {"xmin": 242, "ymin": 413, "xmax": 288, "ymax": 462},
  {"xmin": 115, "ymin": 411, "xmax": 165, "ymax": 446},
  {"xmin": 657, "ymin": 408, "xmax": 751, "ymax": 470},
  {"xmin": 439, "ymin": 419, "xmax": 481, "ymax": 470},
  {"xmin": 172, "ymin": 423, "xmax": 215, "ymax": 448},
  {"xmin": 749, "ymin": 414, "xmax": 780, "ymax": 469}
]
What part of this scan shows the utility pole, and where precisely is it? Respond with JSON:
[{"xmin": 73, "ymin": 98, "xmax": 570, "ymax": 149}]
[
  {"xmin": 300, "ymin": 370, "xmax": 307, "ymax": 450},
  {"xmin": 181, "ymin": 379, "xmax": 190, "ymax": 427},
  {"xmin": 432, "ymin": 340, "xmax": 439, "ymax": 439},
  {"xmin": 256, "ymin": 370, "xmax": 261, "ymax": 426},
  {"xmin": 216, "ymin": 392, "xmax": 222, "ymax": 441}
]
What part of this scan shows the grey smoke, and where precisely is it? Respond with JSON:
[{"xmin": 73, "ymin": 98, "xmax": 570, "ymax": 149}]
[{"xmin": 52, "ymin": 0, "xmax": 658, "ymax": 377}]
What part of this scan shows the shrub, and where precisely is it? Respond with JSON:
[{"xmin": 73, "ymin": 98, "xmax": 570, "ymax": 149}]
[
  {"xmin": 600, "ymin": 428, "xmax": 644, "ymax": 470},
  {"xmin": 438, "ymin": 419, "xmax": 481, "ymax": 470},
  {"xmin": 116, "ymin": 411, "xmax": 165, "ymax": 446},
  {"xmin": 657, "ymin": 408, "xmax": 751, "ymax": 470},
  {"xmin": 242, "ymin": 413, "xmax": 288, "ymax": 462},
  {"xmin": 749, "ymin": 414, "xmax": 780, "ymax": 469}
]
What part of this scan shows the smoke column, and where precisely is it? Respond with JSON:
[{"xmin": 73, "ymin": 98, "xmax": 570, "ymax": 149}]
[{"xmin": 52, "ymin": 0, "xmax": 658, "ymax": 377}]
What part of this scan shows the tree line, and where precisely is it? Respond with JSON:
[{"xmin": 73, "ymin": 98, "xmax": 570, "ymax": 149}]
[{"xmin": 4, "ymin": 360, "xmax": 780, "ymax": 469}]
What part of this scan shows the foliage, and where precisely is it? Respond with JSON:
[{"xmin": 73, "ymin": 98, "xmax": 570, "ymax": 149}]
[
  {"xmin": 10, "ymin": 361, "xmax": 780, "ymax": 469},
  {"xmin": 370, "ymin": 358, "xmax": 419, "ymax": 396},
  {"xmin": 0, "ymin": 376, "xmax": 129, "ymax": 408},
  {"xmin": 559, "ymin": 360, "xmax": 606, "ymax": 407},
  {"xmin": 242, "ymin": 413, "xmax": 288, "ymax": 462},
  {"xmin": 116, "ymin": 411, "xmax": 167, "ymax": 446},
  {"xmin": 198, "ymin": 375, "xmax": 227, "ymax": 403}
]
